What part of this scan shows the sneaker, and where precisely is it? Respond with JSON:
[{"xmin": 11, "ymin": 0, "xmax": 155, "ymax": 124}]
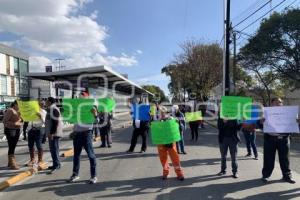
[
  {"xmin": 88, "ymin": 177, "xmax": 98, "ymax": 184},
  {"xmin": 139, "ymin": 150, "xmax": 145, "ymax": 153},
  {"xmin": 177, "ymin": 176, "xmax": 185, "ymax": 181},
  {"xmin": 261, "ymin": 177, "xmax": 269, "ymax": 183},
  {"xmin": 182, "ymin": 151, "xmax": 187, "ymax": 155},
  {"xmin": 99, "ymin": 145, "xmax": 106, "ymax": 148},
  {"xmin": 254, "ymin": 156, "xmax": 258, "ymax": 160},
  {"xmin": 162, "ymin": 175, "xmax": 168, "ymax": 180},
  {"xmin": 108, "ymin": 145, "xmax": 112, "ymax": 148},
  {"xmin": 126, "ymin": 150, "xmax": 133, "ymax": 153},
  {"xmin": 68, "ymin": 175, "xmax": 80, "ymax": 183},
  {"xmin": 217, "ymin": 171, "xmax": 226, "ymax": 176},
  {"xmin": 245, "ymin": 154, "xmax": 252, "ymax": 157},
  {"xmin": 282, "ymin": 177, "xmax": 296, "ymax": 184},
  {"xmin": 232, "ymin": 173, "xmax": 239, "ymax": 179}
]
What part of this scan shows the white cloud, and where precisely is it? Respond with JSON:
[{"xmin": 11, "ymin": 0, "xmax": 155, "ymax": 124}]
[
  {"xmin": 0, "ymin": 0, "xmax": 138, "ymax": 70},
  {"xmin": 29, "ymin": 56, "xmax": 52, "ymax": 72},
  {"xmin": 136, "ymin": 50, "xmax": 143, "ymax": 54}
]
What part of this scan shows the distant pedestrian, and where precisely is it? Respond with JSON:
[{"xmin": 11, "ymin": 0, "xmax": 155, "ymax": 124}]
[
  {"xmin": 242, "ymin": 122, "xmax": 258, "ymax": 160},
  {"xmin": 173, "ymin": 105, "xmax": 186, "ymax": 154},
  {"xmin": 3, "ymin": 100, "xmax": 23, "ymax": 170},
  {"xmin": 127, "ymin": 119, "xmax": 149, "ymax": 153},
  {"xmin": 99, "ymin": 111, "xmax": 113, "ymax": 148},
  {"xmin": 22, "ymin": 121, "xmax": 29, "ymax": 141},
  {"xmin": 45, "ymin": 97, "xmax": 63, "ymax": 173},
  {"xmin": 27, "ymin": 101, "xmax": 47, "ymax": 170},
  {"xmin": 189, "ymin": 121, "xmax": 199, "ymax": 141},
  {"xmin": 92, "ymin": 105, "xmax": 100, "ymax": 141},
  {"xmin": 217, "ymin": 117, "xmax": 241, "ymax": 178}
]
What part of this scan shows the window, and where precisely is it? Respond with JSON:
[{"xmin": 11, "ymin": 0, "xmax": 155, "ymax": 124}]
[
  {"xmin": 19, "ymin": 59, "xmax": 28, "ymax": 77},
  {"xmin": 19, "ymin": 78, "xmax": 29, "ymax": 95},
  {"xmin": 0, "ymin": 75, "xmax": 7, "ymax": 95},
  {"xmin": 14, "ymin": 57, "xmax": 19, "ymax": 76},
  {"xmin": 15, "ymin": 77, "xmax": 19, "ymax": 95}
]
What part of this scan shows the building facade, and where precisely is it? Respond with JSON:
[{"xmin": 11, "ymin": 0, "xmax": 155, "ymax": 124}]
[{"xmin": 0, "ymin": 44, "xmax": 29, "ymax": 103}]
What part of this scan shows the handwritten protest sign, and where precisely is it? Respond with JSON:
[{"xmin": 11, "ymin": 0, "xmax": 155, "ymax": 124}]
[
  {"xmin": 17, "ymin": 100, "xmax": 40, "ymax": 122},
  {"xmin": 263, "ymin": 106, "xmax": 299, "ymax": 134},
  {"xmin": 150, "ymin": 119, "xmax": 181, "ymax": 145},
  {"xmin": 220, "ymin": 96, "xmax": 252, "ymax": 120}
]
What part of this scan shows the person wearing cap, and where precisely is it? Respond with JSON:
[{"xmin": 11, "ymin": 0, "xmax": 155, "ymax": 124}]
[
  {"xmin": 45, "ymin": 97, "xmax": 63, "ymax": 173},
  {"xmin": 259, "ymin": 97, "xmax": 298, "ymax": 184},
  {"xmin": 172, "ymin": 105, "xmax": 186, "ymax": 154},
  {"xmin": 155, "ymin": 105, "xmax": 184, "ymax": 181},
  {"xmin": 27, "ymin": 100, "xmax": 47, "ymax": 170},
  {"xmin": 3, "ymin": 100, "xmax": 23, "ymax": 170},
  {"xmin": 68, "ymin": 92, "xmax": 98, "ymax": 184}
]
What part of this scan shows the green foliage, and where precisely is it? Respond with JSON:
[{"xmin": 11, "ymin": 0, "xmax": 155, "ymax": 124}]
[
  {"xmin": 162, "ymin": 40, "xmax": 223, "ymax": 102},
  {"xmin": 142, "ymin": 85, "xmax": 169, "ymax": 103}
]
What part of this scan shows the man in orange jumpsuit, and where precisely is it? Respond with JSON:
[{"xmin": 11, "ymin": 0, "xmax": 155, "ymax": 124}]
[{"xmin": 155, "ymin": 106, "xmax": 184, "ymax": 181}]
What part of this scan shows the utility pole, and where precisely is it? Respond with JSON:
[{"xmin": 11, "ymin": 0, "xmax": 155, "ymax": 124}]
[
  {"xmin": 55, "ymin": 58, "xmax": 65, "ymax": 71},
  {"xmin": 223, "ymin": 0, "xmax": 231, "ymax": 96},
  {"xmin": 233, "ymin": 31, "xmax": 237, "ymax": 95}
]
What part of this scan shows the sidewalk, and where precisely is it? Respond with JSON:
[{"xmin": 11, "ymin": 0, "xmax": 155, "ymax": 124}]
[{"xmin": 1, "ymin": 124, "xmax": 299, "ymax": 200}]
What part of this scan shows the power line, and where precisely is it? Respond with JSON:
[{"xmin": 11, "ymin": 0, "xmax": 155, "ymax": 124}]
[
  {"xmin": 232, "ymin": 0, "xmax": 264, "ymax": 22},
  {"xmin": 233, "ymin": 0, "xmax": 271, "ymax": 28},
  {"xmin": 240, "ymin": 0, "xmax": 288, "ymax": 32}
]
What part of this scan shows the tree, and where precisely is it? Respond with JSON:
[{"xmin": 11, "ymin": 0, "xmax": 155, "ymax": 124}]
[
  {"xmin": 239, "ymin": 9, "xmax": 300, "ymax": 90},
  {"xmin": 162, "ymin": 40, "xmax": 223, "ymax": 102},
  {"xmin": 142, "ymin": 85, "xmax": 169, "ymax": 103}
]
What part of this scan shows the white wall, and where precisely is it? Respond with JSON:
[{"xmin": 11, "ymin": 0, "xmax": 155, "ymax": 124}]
[
  {"xmin": 0, "ymin": 53, "xmax": 6, "ymax": 75},
  {"xmin": 9, "ymin": 56, "xmax": 14, "ymax": 76},
  {"xmin": 6, "ymin": 76, "xmax": 11, "ymax": 95}
]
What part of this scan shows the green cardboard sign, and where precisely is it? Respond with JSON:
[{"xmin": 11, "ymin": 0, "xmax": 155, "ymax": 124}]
[
  {"xmin": 220, "ymin": 96, "xmax": 252, "ymax": 120},
  {"xmin": 62, "ymin": 98, "xmax": 96, "ymax": 124},
  {"xmin": 97, "ymin": 98, "xmax": 116, "ymax": 112},
  {"xmin": 185, "ymin": 111, "xmax": 202, "ymax": 122},
  {"xmin": 150, "ymin": 119, "xmax": 181, "ymax": 145}
]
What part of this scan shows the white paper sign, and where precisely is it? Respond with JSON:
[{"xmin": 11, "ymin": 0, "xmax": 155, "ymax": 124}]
[
  {"xmin": 263, "ymin": 106, "xmax": 299, "ymax": 134},
  {"xmin": 134, "ymin": 120, "xmax": 141, "ymax": 128}
]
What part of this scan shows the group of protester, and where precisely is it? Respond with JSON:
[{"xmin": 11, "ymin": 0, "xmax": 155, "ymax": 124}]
[{"xmin": 2, "ymin": 95, "xmax": 299, "ymax": 185}]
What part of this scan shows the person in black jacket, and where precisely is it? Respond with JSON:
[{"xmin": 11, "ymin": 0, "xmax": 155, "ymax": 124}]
[
  {"xmin": 217, "ymin": 117, "xmax": 242, "ymax": 178},
  {"xmin": 259, "ymin": 97, "xmax": 298, "ymax": 184}
]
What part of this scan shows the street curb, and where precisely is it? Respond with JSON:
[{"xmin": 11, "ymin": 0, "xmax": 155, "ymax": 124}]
[
  {"xmin": 0, "ymin": 121, "xmax": 132, "ymax": 192},
  {"xmin": 0, "ymin": 169, "xmax": 34, "ymax": 191}
]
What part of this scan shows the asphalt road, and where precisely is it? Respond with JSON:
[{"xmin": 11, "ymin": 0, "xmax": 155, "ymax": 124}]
[{"xmin": 1, "ymin": 124, "xmax": 300, "ymax": 200}]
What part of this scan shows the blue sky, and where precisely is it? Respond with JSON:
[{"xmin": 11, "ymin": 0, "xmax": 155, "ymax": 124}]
[{"xmin": 0, "ymin": 0, "xmax": 299, "ymax": 95}]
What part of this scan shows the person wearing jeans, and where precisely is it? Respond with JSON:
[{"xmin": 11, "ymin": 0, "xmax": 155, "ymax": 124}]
[
  {"xmin": 69, "ymin": 126, "xmax": 97, "ymax": 184},
  {"xmin": 3, "ymin": 100, "xmax": 23, "ymax": 170},
  {"xmin": 27, "ymin": 102, "xmax": 47, "ymax": 170},
  {"xmin": 45, "ymin": 97, "xmax": 63, "ymax": 173},
  {"xmin": 242, "ymin": 123, "xmax": 258, "ymax": 160}
]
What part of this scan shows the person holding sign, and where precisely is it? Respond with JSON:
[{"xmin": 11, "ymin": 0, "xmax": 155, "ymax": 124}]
[
  {"xmin": 172, "ymin": 105, "xmax": 187, "ymax": 154},
  {"xmin": 68, "ymin": 92, "xmax": 98, "ymax": 184},
  {"xmin": 153, "ymin": 106, "xmax": 184, "ymax": 181},
  {"xmin": 27, "ymin": 100, "xmax": 47, "ymax": 170},
  {"xmin": 217, "ymin": 115, "xmax": 242, "ymax": 178},
  {"xmin": 259, "ymin": 98, "xmax": 299, "ymax": 184},
  {"xmin": 3, "ymin": 100, "xmax": 23, "ymax": 170},
  {"xmin": 45, "ymin": 97, "xmax": 63, "ymax": 174}
]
